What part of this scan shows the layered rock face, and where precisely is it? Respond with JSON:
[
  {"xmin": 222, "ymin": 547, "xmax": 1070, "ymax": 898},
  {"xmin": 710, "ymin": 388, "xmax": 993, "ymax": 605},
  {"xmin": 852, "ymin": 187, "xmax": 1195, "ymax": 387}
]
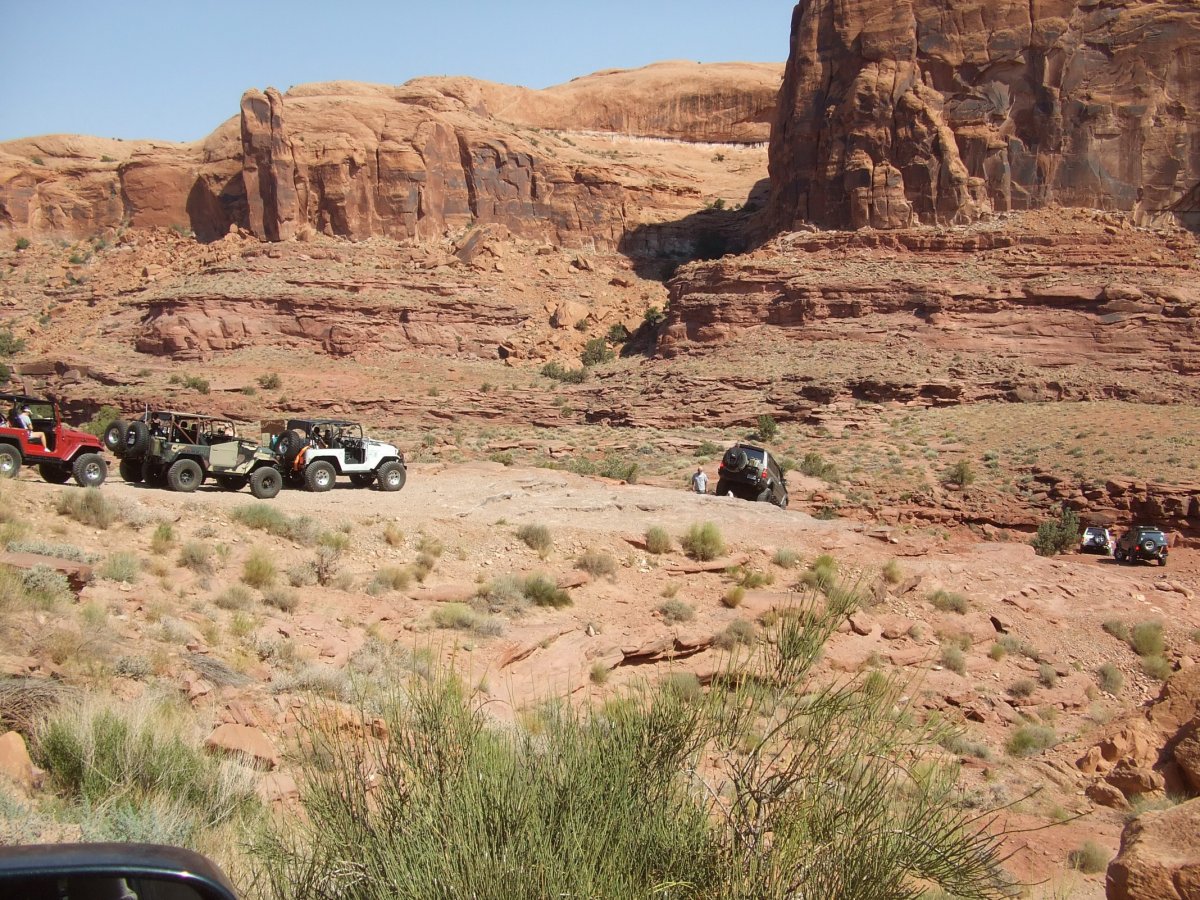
[
  {"xmin": 766, "ymin": 0, "xmax": 1200, "ymax": 232},
  {"xmin": 0, "ymin": 62, "xmax": 781, "ymax": 249}
]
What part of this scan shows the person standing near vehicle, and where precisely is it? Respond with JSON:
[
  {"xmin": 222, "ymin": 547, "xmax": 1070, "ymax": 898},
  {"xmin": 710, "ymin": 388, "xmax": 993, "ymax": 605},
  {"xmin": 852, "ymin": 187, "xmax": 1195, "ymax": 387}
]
[{"xmin": 691, "ymin": 466, "xmax": 708, "ymax": 494}]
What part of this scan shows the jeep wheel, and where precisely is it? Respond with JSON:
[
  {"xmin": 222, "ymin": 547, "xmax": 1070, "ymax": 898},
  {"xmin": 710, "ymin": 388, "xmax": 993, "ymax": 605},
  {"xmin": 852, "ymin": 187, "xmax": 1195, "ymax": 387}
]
[
  {"xmin": 1159, "ymin": 555, "xmax": 1168, "ymax": 567},
  {"xmin": 276, "ymin": 429, "xmax": 308, "ymax": 466},
  {"xmin": 125, "ymin": 421, "xmax": 150, "ymax": 456},
  {"xmin": 376, "ymin": 460, "xmax": 406, "ymax": 492},
  {"xmin": 38, "ymin": 463, "xmax": 71, "ymax": 484},
  {"xmin": 119, "ymin": 459, "xmax": 144, "ymax": 483},
  {"xmin": 723, "ymin": 447, "xmax": 748, "ymax": 472},
  {"xmin": 216, "ymin": 474, "xmax": 248, "ymax": 492},
  {"xmin": 143, "ymin": 459, "xmax": 166, "ymax": 487},
  {"xmin": 72, "ymin": 453, "xmax": 108, "ymax": 488},
  {"xmin": 777, "ymin": 493, "xmax": 789, "ymax": 509},
  {"xmin": 756, "ymin": 488, "xmax": 772, "ymax": 503},
  {"xmin": 0, "ymin": 444, "xmax": 21, "ymax": 479},
  {"xmin": 349, "ymin": 472, "xmax": 376, "ymax": 488},
  {"xmin": 715, "ymin": 479, "xmax": 732, "ymax": 497},
  {"xmin": 104, "ymin": 419, "xmax": 129, "ymax": 456},
  {"xmin": 167, "ymin": 458, "xmax": 203, "ymax": 493},
  {"xmin": 1114, "ymin": 549, "xmax": 1126, "ymax": 563},
  {"xmin": 250, "ymin": 467, "xmax": 282, "ymax": 499},
  {"xmin": 304, "ymin": 460, "xmax": 336, "ymax": 492}
]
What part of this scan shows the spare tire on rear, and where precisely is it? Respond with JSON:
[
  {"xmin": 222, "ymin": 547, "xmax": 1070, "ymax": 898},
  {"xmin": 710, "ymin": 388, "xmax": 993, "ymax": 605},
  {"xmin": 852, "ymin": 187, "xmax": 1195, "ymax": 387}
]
[
  {"xmin": 125, "ymin": 421, "xmax": 150, "ymax": 457},
  {"xmin": 723, "ymin": 447, "xmax": 748, "ymax": 472},
  {"xmin": 104, "ymin": 419, "xmax": 129, "ymax": 456},
  {"xmin": 275, "ymin": 428, "xmax": 308, "ymax": 466}
]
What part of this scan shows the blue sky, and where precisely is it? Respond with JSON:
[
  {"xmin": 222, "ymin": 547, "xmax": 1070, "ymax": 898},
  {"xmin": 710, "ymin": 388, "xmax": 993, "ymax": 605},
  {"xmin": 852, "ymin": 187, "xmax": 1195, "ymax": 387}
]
[{"xmin": 0, "ymin": 1, "xmax": 793, "ymax": 143}]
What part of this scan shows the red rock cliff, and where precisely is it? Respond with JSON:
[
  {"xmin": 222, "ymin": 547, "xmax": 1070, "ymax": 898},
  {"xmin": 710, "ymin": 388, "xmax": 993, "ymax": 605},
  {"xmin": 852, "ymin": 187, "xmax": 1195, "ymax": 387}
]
[{"xmin": 765, "ymin": 0, "xmax": 1200, "ymax": 232}]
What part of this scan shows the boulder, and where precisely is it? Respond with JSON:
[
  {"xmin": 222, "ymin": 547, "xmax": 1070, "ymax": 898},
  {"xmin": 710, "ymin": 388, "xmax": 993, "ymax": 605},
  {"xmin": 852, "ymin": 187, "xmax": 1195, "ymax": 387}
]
[
  {"xmin": 1174, "ymin": 722, "xmax": 1200, "ymax": 794},
  {"xmin": 204, "ymin": 724, "xmax": 280, "ymax": 769},
  {"xmin": 1107, "ymin": 797, "xmax": 1200, "ymax": 900},
  {"xmin": 0, "ymin": 731, "xmax": 38, "ymax": 793}
]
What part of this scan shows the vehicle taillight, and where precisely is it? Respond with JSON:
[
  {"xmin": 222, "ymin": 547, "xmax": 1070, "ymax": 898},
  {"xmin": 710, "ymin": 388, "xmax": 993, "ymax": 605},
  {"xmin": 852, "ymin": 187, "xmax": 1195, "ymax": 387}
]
[{"xmin": 760, "ymin": 469, "xmax": 769, "ymax": 480}]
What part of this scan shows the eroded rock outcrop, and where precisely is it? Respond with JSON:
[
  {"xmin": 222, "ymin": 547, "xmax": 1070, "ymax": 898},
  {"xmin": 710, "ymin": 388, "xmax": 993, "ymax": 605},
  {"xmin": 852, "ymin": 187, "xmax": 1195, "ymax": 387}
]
[{"xmin": 766, "ymin": 0, "xmax": 1200, "ymax": 232}]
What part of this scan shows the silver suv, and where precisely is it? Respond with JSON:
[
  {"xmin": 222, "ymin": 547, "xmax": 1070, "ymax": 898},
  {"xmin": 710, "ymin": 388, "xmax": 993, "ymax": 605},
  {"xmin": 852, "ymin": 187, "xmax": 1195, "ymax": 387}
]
[{"xmin": 716, "ymin": 443, "xmax": 788, "ymax": 508}]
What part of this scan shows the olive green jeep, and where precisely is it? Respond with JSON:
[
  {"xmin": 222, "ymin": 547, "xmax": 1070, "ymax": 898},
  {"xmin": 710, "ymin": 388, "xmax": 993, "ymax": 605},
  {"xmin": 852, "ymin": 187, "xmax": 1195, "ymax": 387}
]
[{"xmin": 111, "ymin": 410, "xmax": 283, "ymax": 499}]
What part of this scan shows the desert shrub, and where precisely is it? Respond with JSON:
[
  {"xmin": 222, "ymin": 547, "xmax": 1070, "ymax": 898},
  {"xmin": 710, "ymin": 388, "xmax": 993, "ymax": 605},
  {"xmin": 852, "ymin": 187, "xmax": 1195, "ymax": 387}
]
[
  {"xmin": 99, "ymin": 552, "xmax": 139, "ymax": 583},
  {"xmin": 432, "ymin": 603, "xmax": 480, "ymax": 631},
  {"xmin": 22, "ymin": 567, "xmax": 71, "ymax": 604},
  {"xmin": 589, "ymin": 662, "xmax": 610, "ymax": 684},
  {"xmin": 1102, "ymin": 619, "xmax": 1131, "ymax": 643},
  {"xmin": 416, "ymin": 533, "xmax": 444, "ymax": 558},
  {"xmin": 541, "ymin": 362, "xmax": 587, "ymax": 383},
  {"xmin": 242, "ymin": 548, "xmax": 276, "ymax": 589},
  {"xmin": 249, "ymin": 583, "xmax": 1013, "ymax": 900},
  {"xmin": 262, "ymin": 587, "xmax": 299, "ymax": 613},
  {"xmin": 714, "ymin": 618, "xmax": 756, "ymax": 650},
  {"xmin": 150, "ymin": 522, "xmax": 175, "ymax": 555},
  {"xmin": 580, "ymin": 338, "xmax": 615, "ymax": 367},
  {"xmin": 940, "ymin": 645, "xmax": 966, "ymax": 675},
  {"xmin": 722, "ymin": 587, "xmax": 745, "ymax": 609},
  {"xmin": 14, "ymin": 237, "xmax": 31, "ymax": 251},
  {"xmin": 178, "ymin": 541, "xmax": 214, "ymax": 575},
  {"xmin": 606, "ymin": 323, "xmax": 630, "ymax": 344},
  {"xmin": 7, "ymin": 539, "xmax": 94, "ymax": 562},
  {"xmin": 35, "ymin": 696, "xmax": 256, "ymax": 846},
  {"xmin": 383, "ymin": 523, "xmax": 405, "ymax": 547},
  {"xmin": 695, "ymin": 440, "xmax": 722, "ymax": 458},
  {"xmin": 944, "ymin": 460, "xmax": 975, "ymax": 488},
  {"xmin": 411, "ymin": 553, "xmax": 437, "ymax": 583},
  {"xmin": 939, "ymin": 732, "xmax": 991, "ymax": 761},
  {"xmin": 658, "ymin": 599, "xmax": 695, "ymax": 624},
  {"xmin": 257, "ymin": 372, "xmax": 282, "ymax": 390},
  {"xmin": 314, "ymin": 546, "xmax": 343, "ymax": 587},
  {"xmin": 522, "ymin": 574, "xmax": 571, "ymax": 609},
  {"xmin": 575, "ymin": 550, "xmax": 617, "ymax": 580},
  {"xmin": 988, "ymin": 643, "xmax": 1006, "ymax": 661},
  {"xmin": 597, "ymin": 455, "xmax": 638, "ymax": 483},
  {"xmin": 997, "ymin": 634, "xmax": 1040, "ymax": 660},
  {"xmin": 287, "ymin": 562, "xmax": 316, "ymax": 587},
  {"xmin": 81, "ymin": 405, "xmax": 121, "ymax": 439},
  {"xmin": 56, "ymin": 488, "xmax": 119, "ymax": 529},
  {"xmin": 231, "ymin": 505, "xmax": 320, "ymax": 545},
  {"xmin": 882, "ymin": 559, "xmax": 903, "ymax": 584},
  {"xmin": 772, "ymin": 548, "xmax": 800, "ymax": 569},
  {"xmin": 644, "ymin": 526, "xmax": 672, "ymax": 555},
  {"xmin": 1142, "ymin": 655, "xmax": 1173, "ymax": 681},
  {"xmin": 1097, "ymin": 663, "xmax": 1124, "ymax": 694},
  {"xmin": 728, "ymin": 566, "xmax": 772, "ymax": 590},
  {"xmin": 516, "ymin": 524, "xmax": 553, "ymax": 557},
  {"xmin": 0, "ymin": 328, "xmax": 26, "ymax": 356},
  {"xmin": 681, "ymin": 522, "xmax": 724, "ymax": 561},
  {"xmin": 179, "ymin": 375, "xmax": 210, "ymax": 394},
  {"xmin": 1006, "ymin": 724, "xmax": 1057, "ymax": 757},
  {"xmin": 369, "ymin": 567, "xmax": 411, "ymax": 595},
  {"xmin": 114, "ymin": 656, "xmax": 153, "ymax": 680},
  {"xmin": 1067, "ymin": 840, "xmax": 1109, "ymax": 875},
  {"xmin": 1037, "ymin": 663, "xmax": 1058, "ymax": 688},
  {"xmin": 271, "ymin": 665, "xmax": 351, "ymax": 701},
  {"xmin": 799, "ymin": 452, "xmax": 839, "ymax": 482},
  {"xmin": 1008, "ymin": 678, "xmax": 1036, "ymax": 699},
  {"xmin": 800, "ymin": 554, "xmax": 837, "ymax": 590},
  {"xmin": 1130, "ymin": 620, "xmax": 1165, "ymax": 657},
  {"xmin": 928, "ymin": 589, "xmax": 969, "ymax": 614},
  {"xmin": 1031, "ymin": 507, "xmax": 1080, "ymax": 557},
  {"xmin": 755, "ymin": 414, "xmax": 778, "ymax": 442},
  {"xmin": 213, "ymin": 585, "xmax": 253, "ymax": 611}
]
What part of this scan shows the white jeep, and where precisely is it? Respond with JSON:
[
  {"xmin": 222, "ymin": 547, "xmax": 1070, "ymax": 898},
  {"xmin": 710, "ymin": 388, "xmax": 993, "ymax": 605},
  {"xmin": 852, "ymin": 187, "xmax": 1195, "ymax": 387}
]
[{"xmin": 269, "ymin": 418, "xmax": 407, "ymax": 493}]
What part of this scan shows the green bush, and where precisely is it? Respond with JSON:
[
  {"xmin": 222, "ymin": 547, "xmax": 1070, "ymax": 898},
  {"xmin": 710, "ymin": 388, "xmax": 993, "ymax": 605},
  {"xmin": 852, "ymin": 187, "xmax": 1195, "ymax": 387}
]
[
  {"xmin": 178, "ymin": 541, "xmax": 214, "ymax": 575},
  {"xmin": 1006, "ymin": 724, "xmax": 1057, "ymax": 757},
  {"xmin": 755, "ymin": 414, "xmax": 778, "ymax": 442},
  {"xmin": 231, "ymin": 505, "xmax": 320, "ymax": 545},
  {"xmin": 681, "ymin": 522, "xmax": 725, "ymax": 561},
  {"xmin": 22, "ymin": 566, "xmax": 71, "ymax": 604},
  {"xmin": 722, "ymin": 586, "xmax": 746, "ymax": 608},
  {"xmin": 928, "ymin": 589, "xmax": 969, "ymax": 614},
  {"xmin": 658, "ymin": 599, "xmax": 695, "ymax": 624},
  {"xmin": 257, "ymin": 372, "xmax": 282, "ymax": 390},
  {"xmin": 262, "ymin": 587, "xmax": 299, "ymax": 613},
  {"xmin": 714, "ymin": 618, "xmax": 756, "ymax": 649},
  {"xmin": 605, "ymin": 323, "xmax": 630, "ymax": 344},
  {"xmin": 516, "ymin": 524, "xmax": 553, "ymax": 557},
  {"xmin": 100, "ymin": 552, "xmax": 140, "ymax": 584},
  {"xmin": 940, "ymin": 645, "xmax": 966, "ymax": 675},
  {"xmin": 541, "ymin": 362, "xmax": 587, "ymax": 383},
  {"xmin": 181, "ymin": 375, "xmax": 210, "ymax": 394},
  {"xmin": 1067, "ymin": 840, "xmax": 1109, "ymax": 875},
  {"xmin": 214, "ymin": 585, "xmax": 253, "ymax": 611},
  {"xmin": 1008, "ymin": 678, "xmax": 1037, "ymax": 699},
  {"xmin": 431, "ymin": 603, "xmax": 501, "ymax": 636},
  {"xmin": 1037, "ymin": 663, "xmax": 1058, "ymax": 688},
  {"xmin": 1097, "ymin": 663, "xmax": 1124, "ymax": 694},
  {"xmin": 1130, "ymin": 620, "xmax": 1165, "ymax": 657},
  {"xmin": 81, "ymin": 405, "xmax": 122, "ymax": 439},
  {"xmin": 575, "ymin": 550, "xmax": 617, "ymax": 580},
  {"xmin": 0, "ymin": 328, "xmax": 25, "ymax": 357},
  {"xmin": 1142, "ymin": 655, "xmax": 1173, "ymax": 681},
  {"xmin": 150, "ymin": 522, "xmax": 175, "ymax": 555},
  {"xmin": 799, "ymin": 452, "xmax": 839, "ymax": 482},
  {"xmin": 644, "ymin": 526, "xmax": 672, "ymax": 555},
  {"xmin": 772, "ymin": 548, "xmax": 800, "ymax": 569},
  {"xmin": 14, "ymin": 237, "xmax": 31, "ymax": 251},
  {"xmin": 249, "ymin": 584, "xmax": 1013, "ymax": 900},
  {"xmin": 242, "ymin": 548, "xmax": 276, "ymax": 589},
  {"xmin": 522, "ymin": 574, "xmax": 571, "ymax": 608},
  {"xmin": 56, "ymin": 489, "xmax": 120, "ymax": 530},
  {"xmin": 1102, "ymin": 619, "xmax": 1131, "ymax": 643},
  {"xmin": 1031, "ymin": 507, "xmax": 1081, "ymax": 557},
  {"xmin": 800, "ymin": 554, "xmax": 838, "ymax": 590},
  {"xmin": 580, "ymin": 338, "xmax": 615, "ymax": 367},
  {"xmin": 597, "ymin": 455, "xmax": 638, "ymax": 483},
  {"xmin": 882, "ymin": 559, "xmax": 903, "ymax": 584},
  {"xmin": 642, "ymin": 305, "xmax": 666, "ymax": 328},
  {"xmin": 368, "ymin": 567, "xmax": 411, "ymax": 595},
  {"xmin": 944, "ymin": 460, "xmax": 976, "ymax": 488}
]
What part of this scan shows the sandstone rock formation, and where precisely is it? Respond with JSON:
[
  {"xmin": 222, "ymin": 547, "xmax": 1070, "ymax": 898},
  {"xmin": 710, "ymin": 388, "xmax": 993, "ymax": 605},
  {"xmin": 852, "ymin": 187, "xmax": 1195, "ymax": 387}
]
[
  {"xmin": 1107, "ymin": 796, "xmax": 1200, "ymax": 900},
  {"xmin": 0, "ymin": 62, "xmax": 780, "ymax": 250},
  {"xmin": 766, "ymin": 0, "xmax": 1200, "ymax": 232}
]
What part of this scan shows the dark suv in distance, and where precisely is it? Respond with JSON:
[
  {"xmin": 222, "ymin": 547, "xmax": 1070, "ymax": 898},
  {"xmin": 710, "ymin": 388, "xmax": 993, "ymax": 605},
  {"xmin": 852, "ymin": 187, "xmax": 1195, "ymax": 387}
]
[
  {"xmin": 716, "ymin": 442, "xmax": 788, "ymax": 508},
  {"xmin": 1114, "ymin": 525, "xmax": 1169, "ymax": 566}
]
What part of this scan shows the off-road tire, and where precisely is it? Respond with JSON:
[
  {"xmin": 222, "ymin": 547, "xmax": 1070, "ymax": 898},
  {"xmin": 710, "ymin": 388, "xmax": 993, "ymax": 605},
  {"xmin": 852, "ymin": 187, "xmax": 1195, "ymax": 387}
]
[
  {"xmin": 119, "ymin": 459, "xmax": 144, "ymax": 483},
  {"xmin": 723, "ymin": 447, "xmax": 748, "ymax": 472},
  {"xmin": 756, "ymin": 487, "xmax": 772, "ymax": 503},
  {"xmin": 1114, "ymin": 549, "xmax": 1126, "ymax": 563},
  {"xmin": 715, "ymin": 479, "xmax": 732, "ymax": 497},
  {"xmin": 304, "ymin": 460, "xmax": 336, "ymax": 492},
  {"xmin": 125, "ymin": 421, "xmax": 151, "ymax": 456},
  {"xmin": 216, "ymin": 474, "xmax": 248, "ymax": 492},
  {"xmin": 104, "ymin": 419, "xmax": 129, "ymax": 456},
  {"xmin": 250, "ymin": 466, "xmax": 282, "ymax": 499},
  {"xmin": 0, "ymin": 444, "xmax": 22, "ymax": 479},
  {"xmin": 72, "ymin": 452, "xmax": 107, "ymax": 488},
  {"xmin": 376, "ymin": 460, "xmax": 406, "ymax": 492},
  {"xmin": 276, "ymin": 429, "xmax": 308, "ymax": 466},
  {"xmin": 38, "ymin": 463, "xmax": 71, "ymax": 484},
  {"xmin": 777, "ymin": 493, "xmax": 789, "ymax": 509},
  {"xmin": 167, "ymin": 458, "xmax": 203, "ymax": 493},
  {"xmin": 1159, "ymin": 555, "xmax": 1168, "ymax": 567},
  {"xmin": 349, "ymin": 472, "xmax": 376, "ymax": 488}
]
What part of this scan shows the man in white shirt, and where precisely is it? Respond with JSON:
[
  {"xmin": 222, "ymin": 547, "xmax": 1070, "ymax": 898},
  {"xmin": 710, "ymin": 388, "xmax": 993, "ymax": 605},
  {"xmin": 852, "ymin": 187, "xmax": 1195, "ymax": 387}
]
[{"xmin": 691, "ymin": 466, "xmax": 708, "ymax": 494}]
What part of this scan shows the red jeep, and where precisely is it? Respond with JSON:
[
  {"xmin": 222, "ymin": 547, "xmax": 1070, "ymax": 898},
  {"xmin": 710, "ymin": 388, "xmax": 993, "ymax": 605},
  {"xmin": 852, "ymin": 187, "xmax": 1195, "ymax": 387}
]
[{"xmin": 0, "ymin": 393, "xmax": 108, "ymax": 487}]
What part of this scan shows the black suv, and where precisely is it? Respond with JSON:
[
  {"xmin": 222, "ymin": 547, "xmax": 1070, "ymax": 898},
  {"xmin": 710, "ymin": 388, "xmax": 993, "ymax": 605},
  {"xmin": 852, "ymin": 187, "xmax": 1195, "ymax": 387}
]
[
  {"xmin": 716, "ymin": 443, "xmax": 788, "ymax": 508},
  {"xmin": 1114, "ymin": 525, "xmax": 1169, "ymax": 567}
]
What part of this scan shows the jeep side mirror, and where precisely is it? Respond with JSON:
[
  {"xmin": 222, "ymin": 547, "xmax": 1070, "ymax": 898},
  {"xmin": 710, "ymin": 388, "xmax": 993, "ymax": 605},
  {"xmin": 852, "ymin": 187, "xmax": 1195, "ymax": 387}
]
[{"xmin": 0, "ymin": 844, "xmax": 239, "ymax": 900}]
